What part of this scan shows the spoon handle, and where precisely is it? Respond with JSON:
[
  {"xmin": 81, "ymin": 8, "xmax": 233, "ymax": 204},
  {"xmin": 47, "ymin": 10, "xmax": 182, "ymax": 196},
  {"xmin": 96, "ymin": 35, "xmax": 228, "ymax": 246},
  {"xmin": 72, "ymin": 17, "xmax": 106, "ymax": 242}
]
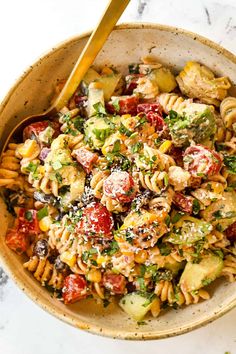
[{"xmin": 54, "ymin": 0, "xmax": 130, "ymax": 110}]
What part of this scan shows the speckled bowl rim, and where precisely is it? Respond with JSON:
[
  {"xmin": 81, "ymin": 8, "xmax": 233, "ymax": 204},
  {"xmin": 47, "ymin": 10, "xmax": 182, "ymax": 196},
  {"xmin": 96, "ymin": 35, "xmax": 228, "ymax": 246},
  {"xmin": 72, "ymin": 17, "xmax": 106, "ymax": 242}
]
[{"xmin": 1, "ymin": 22, "xmax": 236, "ymax": 340}]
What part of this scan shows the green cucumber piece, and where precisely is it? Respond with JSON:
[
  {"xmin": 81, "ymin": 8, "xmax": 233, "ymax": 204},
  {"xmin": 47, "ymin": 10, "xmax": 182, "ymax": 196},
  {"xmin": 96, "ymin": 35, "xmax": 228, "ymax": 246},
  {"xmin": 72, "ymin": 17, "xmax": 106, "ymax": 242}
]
[
  {"xmin": 119, "ymin": 293, "xmax": 153, "ymax": 321},
  {"xmin": 179, "ymin": 254, "xmax": 223, "ymax": 292},
  {"xmin": 201, "ymin": 191, "xmax": 236, "ymax": 230}
]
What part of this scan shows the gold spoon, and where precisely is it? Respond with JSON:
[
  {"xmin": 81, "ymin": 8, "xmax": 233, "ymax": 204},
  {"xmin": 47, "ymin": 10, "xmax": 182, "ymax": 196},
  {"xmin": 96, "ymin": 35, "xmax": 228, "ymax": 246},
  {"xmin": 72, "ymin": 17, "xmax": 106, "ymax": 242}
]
[{"xmin": 2, "ymin": 0, "xmax": 130, "ymax": 152}]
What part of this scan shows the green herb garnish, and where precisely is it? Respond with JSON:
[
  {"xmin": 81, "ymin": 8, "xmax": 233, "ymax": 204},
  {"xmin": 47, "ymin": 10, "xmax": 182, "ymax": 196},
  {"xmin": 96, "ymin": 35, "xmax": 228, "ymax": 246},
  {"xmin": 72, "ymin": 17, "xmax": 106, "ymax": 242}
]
[
  {"xmin": 37, "ymin": 207, "xmax": 48, "ymax": 221},
  {"xmin": 25, "ymin": 210, "xmax": 33, "ymax": 221}
]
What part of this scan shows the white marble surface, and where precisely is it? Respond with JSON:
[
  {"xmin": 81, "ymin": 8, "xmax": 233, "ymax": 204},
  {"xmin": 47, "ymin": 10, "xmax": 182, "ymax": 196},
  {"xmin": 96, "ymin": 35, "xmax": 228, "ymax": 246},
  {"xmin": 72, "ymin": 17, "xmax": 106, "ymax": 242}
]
[{"xmin": 1, "ymin": 0, "xmax": 236, "ymax": 353}]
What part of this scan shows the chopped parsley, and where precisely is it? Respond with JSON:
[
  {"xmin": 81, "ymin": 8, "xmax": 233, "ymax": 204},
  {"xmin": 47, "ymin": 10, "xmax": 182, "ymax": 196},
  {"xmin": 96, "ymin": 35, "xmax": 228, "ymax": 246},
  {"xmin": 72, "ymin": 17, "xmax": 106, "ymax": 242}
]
[
  {"xmin": 171, "ymin": 212, "xmax": 185, "ymax": 224},
  {"xmin": 131, "ymin": 142, "xmax": 143, "ymax": 154},
  {"xmin": 119, "ymin": 122, "xmax": 133, "ymax": 137},
  {"xmin": 82, "ymin": 248, "xmax": 98, "ymax": 262},
  {"xmin": 93, "ymin": 102, "xmax": 107, "ymax": 116},
  {"xmin": 73, "ymin": 116, "xmax": 84, "ymax": 132},
  {"xmin": 156, "ymin": 240, "xmax": 172, "ymax": 256},
  {"xmin": 112, "ymin": 140, "xmax": 121, "ymax": 153},
  {"xmin": 128, "ymin": 63, "xmax": 139, "ymax": 74},
  {"xmin": 103, "ymin": 240, "xmax": 119, "ymax": 256},
  {"xmin": 37, "ymin": 207, "xmax": 48, "ymax": 221},
  {"xmin": 92, "ymin": 127, "xmax": 113, "ymax": 142},
  {"xmin": 112, "ymin": 98, "xmax": 120, "ymax": 112},
  {"xmin": 212, "ymin": 210, "xmax": 236, "ymax": 220},
  {"xmin": 55, "ymin": 172, "xmax": 63, "ymax": 184},
  {"xmin": 201, "ymin": 278, "xmax": 212, "ymax": 287},
  {"xmin": 224, "ymin": 155, "xmax": 236, "ymax": 174},
  {"xmin": 137, "ymin": 277, "xmax": 146, "ymax": 291},
  {"xmin": 192, "ymin": 199, "xmax": 200, "ymax": 215},
  {"xmin": 25, "ymin": 210, "xmax": 33, "ymax": 221}
]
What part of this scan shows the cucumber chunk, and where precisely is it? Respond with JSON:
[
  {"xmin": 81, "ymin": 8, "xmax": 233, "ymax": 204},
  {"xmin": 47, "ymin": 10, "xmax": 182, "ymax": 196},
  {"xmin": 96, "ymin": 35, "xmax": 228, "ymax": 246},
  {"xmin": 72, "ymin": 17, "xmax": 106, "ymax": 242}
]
[
  {"xmin": 86, "ymin": 84, "xmax": 104, "ymax": 117},
  {"xmin": 148, "ymin": 67, "xmax": 177, "ymax": 93},
  {"xmin": 85, "ymin": 116, "xmax": 114, "ymax": 149},
  {"xmin": 119, "ymin": 293, "xmax": 153, "ymax": 321},
  {"xmin": 98, "ymin": 73, "xmax": 122, "ymax": 101},
  {"xmin": 201, "ymin": 191, "xmax": 236, "ymax": 230},
  {"xmin": 82, "ymin": 68, "xmax": 101, "ymax": 85},
  {"xmin": 179, "ymin": 254, "xmax": 223, "ymax": 292},
  {"xmin": 165, "ymin": 216, "xmax": 212, "ymax": 245}
]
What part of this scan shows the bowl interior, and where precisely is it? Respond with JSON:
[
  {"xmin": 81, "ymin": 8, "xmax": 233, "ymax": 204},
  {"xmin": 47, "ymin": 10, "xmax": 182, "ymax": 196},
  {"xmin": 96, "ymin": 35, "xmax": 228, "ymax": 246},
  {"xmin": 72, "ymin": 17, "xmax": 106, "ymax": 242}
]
[{"xmin": 1, "ymin": 24, "xmax": 236, "ymax": 339}]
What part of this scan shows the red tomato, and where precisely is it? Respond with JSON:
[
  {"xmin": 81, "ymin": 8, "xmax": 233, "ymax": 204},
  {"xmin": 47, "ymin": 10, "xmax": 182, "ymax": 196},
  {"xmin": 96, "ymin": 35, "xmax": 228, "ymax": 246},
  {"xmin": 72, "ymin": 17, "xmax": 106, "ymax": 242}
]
[
  {"xmin": 73, "ymin": 95, "xmax": 87, "ymax": 107},
  {"xmin": 73, "ymin": 147, "xmax": 98, "ymax": 174},
  {"xmin": 17, "ymin": 209, "xmax": 40, "ymax": 235},
  {"xmin": 106, "ymin": 95, "xmax": 138, "ymax": 115},
  {"xmin": 225, "ymin": 222, "xmax": 236, "ymax": 242},
  {"xmin": 62, "ymin": 274, "xmax": 87, "ymax": 304},
  {"xmin": 137, "ymin": 103, "xmax": 165, "ymax": 130},
  {"xmin": 5, "ymin": 229, "xmax": 29, "ymax": 254},
  {"xmin": 169, "ymin": 146, "xmax": 184, "ymax": 167},
  {"xmin": 137, "ymin": 103, "xmax": 162, "ymax": 115},
  {"xmin": 173, "ymin": 192, "xmax": 193, "ymax": 213},
  {"xmin": 103, "ymin": 171, "xmax": 136, "ymax": 203},
  {"xmin": 183, "ymin": 145, "xmax": 223, "ymax": 178},
  {"xmin": 76, "ymin": 202, "xmax": 113, "ymax": 238},
  {"xmin": 125, "ymin": 74, "xmax": 144, "ymax": 94},
  {"xmin": 102, "ymin": 273, "xmax": 126, "ymax": 294},
  {"xmin": 23, "ymin": 120, "xmax": 60, "ymax": 144}
]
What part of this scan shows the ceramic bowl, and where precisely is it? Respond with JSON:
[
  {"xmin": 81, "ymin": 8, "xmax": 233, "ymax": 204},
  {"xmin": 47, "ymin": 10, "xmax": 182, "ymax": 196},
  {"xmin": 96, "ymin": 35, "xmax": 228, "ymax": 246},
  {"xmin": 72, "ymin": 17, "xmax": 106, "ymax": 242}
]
[{"xmin": 1, "ymin": 23, "xmax": 236, "ymax": 340}]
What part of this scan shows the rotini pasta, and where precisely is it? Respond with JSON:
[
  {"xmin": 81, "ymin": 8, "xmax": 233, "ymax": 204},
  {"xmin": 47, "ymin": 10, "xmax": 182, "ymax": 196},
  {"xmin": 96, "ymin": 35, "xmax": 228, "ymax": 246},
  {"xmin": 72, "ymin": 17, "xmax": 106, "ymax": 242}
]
[
  {"xmin": 23, "ymin": 256, "xmax": 64, "ymax": 290},
  {"xmin": 2, "ymin": 58, "xmax": 236, "ymax": 322},
  {"xmin": 139, "ymin": 170, "xmax": 168, "ymax": 194},
  {"xmin": 220, "ymin": 96, "xmax": 236, "ymax": 129},
  {"xmin": 0, "ymin": 143, "xmax": 22, "ymax": 188},
  {"xmin": 158, "ymin": 93, "xmax": 189, "ymax": 114}
]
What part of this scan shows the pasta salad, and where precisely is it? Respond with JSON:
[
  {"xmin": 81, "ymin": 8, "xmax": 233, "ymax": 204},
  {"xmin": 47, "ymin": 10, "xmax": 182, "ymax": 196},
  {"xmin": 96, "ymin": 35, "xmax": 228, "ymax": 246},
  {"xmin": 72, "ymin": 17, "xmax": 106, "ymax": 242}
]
[{"xmin": 1, "ymin": 57, "xmax": 236, "ymax": 321}]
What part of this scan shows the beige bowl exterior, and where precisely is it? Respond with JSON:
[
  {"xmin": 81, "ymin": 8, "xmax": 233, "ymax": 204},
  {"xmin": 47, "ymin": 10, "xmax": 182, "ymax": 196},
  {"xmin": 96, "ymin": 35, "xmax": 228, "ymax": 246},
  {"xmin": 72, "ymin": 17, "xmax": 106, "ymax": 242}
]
[{"xmin": 1, "ymin": 23, "xmax": 236, "ymax": 340}]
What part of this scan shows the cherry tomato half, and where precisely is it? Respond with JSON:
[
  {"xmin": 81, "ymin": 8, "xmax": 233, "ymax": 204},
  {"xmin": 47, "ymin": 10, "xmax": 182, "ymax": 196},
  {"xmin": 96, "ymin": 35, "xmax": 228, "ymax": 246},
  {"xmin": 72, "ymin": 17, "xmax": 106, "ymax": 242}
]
[
  {"xmin": 5, "ymin": 229, "xmax": 29, "ymax": 255},
  {"xmin": 17, "ymin": 208, "xmax": 40, "ymax": 235},
  {"xmin": 73, "ymin": 147, "xmax": 98, "ymax": 174},
  {"xmin": 137, "ymin": 103, "xmax": 165, "ymax": 130},
  {"xmin": 106, "ymin": 95, "xmax": 138, "ymax": 115},
  {"xmin": 103, "ymin": 171, "xmax": 136, "ymax": 203},
  {"xmin": 76, "ymin": 202, "xmax": 113, "ymax": 238},
  {"xmin": 102, "ymin": 273, "xmax": 126, "ymax": 294},
  {"xmin": 23, "ymin": 120, "xmax": 60, "ymax": 145},
  {"xmin": 62, "ymin": 274, "xmax": 87, "ymax": 304},
  {"xmin": 183, "ymin": 145, "xmax": 222, "ymax": 178},
  {"xmin": 173, "ymin": 192, "xmax": 193, "ymax": 214},
  {"xmin": 225, "ymin": 222, "xmax": 236, "ymax": 242}
]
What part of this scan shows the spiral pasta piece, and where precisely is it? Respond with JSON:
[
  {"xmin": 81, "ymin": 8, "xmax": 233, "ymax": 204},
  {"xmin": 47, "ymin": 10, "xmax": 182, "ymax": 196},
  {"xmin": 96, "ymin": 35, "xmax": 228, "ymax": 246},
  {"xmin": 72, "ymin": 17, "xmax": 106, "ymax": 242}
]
[
  {"xmin": 220, "ymin": 96, "xmax": 236, "ymax": 129},
  {"xmin": 158, "ymin": 93, "xmax": 190, "ymax": 114},
  {"xmin": 154, "ymin": 280, "xmax": 175, "ymax": 303},
  {"xmin": 90, "ymin": 170, "xmax": 110, "ymax": 199},
  {"xmin": 221, "ymin": 255, "xmax": 236, "ymax": 282},
  {"xmin": 149, "ymin": 187, "xmax": 174, "ymax": 213},
  {"xmin": 155, "ymin": 280, "xmax": 210, "ymax": 306},
  {"xmin": 139, "ymin": 170, "xmax": 168, "ymax": 194},
  {"xmin": 176, "ymin": 287, "xmax": 210, "ymax": 306},
  {"xmin": 101, "ymin": 194, "xmax": 127, "ymax": 212},
  {"xmin": 205, "ymin": 230, "xmax": 230, "ymax": 249},
  {"xmin": 222, "ymin": 137, "xmax": 236, "ymax": 155},
  {"xmin": 0, "ymin": 143, "xmax": 22, "ymax": 187},
  {"xmin": 23, "ymin": 256, "xmax": 64, "ymax": 289},
  {"xmin": 48, "ymin": 218, "xmax": 78, "ymax": 254}
]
